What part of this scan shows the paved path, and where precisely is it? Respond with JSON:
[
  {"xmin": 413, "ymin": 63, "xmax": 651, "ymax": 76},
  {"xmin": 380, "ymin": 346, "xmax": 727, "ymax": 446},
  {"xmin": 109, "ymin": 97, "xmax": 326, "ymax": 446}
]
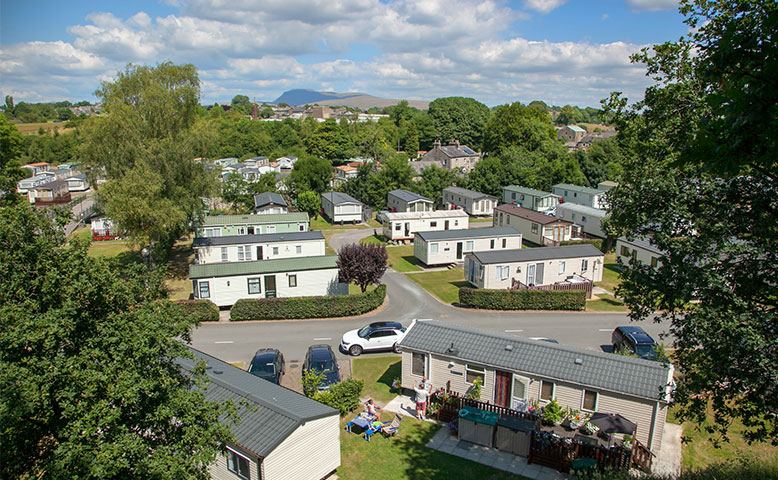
[{"xmin": 327, "ymin": 226, "xmax": 377, "ymax": 252}]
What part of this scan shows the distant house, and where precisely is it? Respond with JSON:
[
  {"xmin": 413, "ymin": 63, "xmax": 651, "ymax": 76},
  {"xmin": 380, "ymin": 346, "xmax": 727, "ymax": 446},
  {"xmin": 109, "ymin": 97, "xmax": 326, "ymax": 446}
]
[
  {"xmin": 398, "ymin": 320, "xmax": 673, "ymax": 453},
  {"xmin": 42, "ymin": 168, "xmax": 75, "ymax": 182},
  {"xmin": 501, "ymin": 186, "xmax": 560, "ymax": 213},
  {"xmin": 214, "ymin": 157, "xmax": 240, "ymax": 167},
  {"xmin": 180, "ymin": 348, "xmax": 341, "ymax": 480},
  {"xmin": 413, "ymin": 226, "xmax": 522, "ymax": 266},
  {"xmin": 617, "ymin": 236, "xmax": 666, "ymax": 269},
  {"xmin": 552, "ymin": 184, "xmax": 607, "ymax": 209},
  {"xmin": 332, "ymin": 165, "xmax": 358, "ymax": 186},
  {"xmin": 442, "ymin": 186, "xmax": 497, "ymax": 216},
  {"xmin": 195, "ymin": 213, "xmax": 309, "ymax": 238},
  {"xmin": 381, "ymin": 210, "xmax": 469, "ymax": 241},
  {"xmin": 17, "ymin": 174, "xmax": 54, "ymax": 194},
  {"xmin": 321, "ymin": 191, "xmax": 365, "ymax": 224},
  {"xmin": 276, "ymin": 156, "xmax": 298, "ymax": 169},
  {"xmin": 422, "ymin": 140, "xmax": 481, "ymax": 172},
  {"xmin": 20, "ymin": 162, "xmax": 50, "ymax": 176},
  {"xmin": 387, "ymin": 189, "xmax": 433, "ymax": 213},
  {"xmin": 578, "ymin": 130, "xmax": 618, "ymax": 150},
  {"xmin": 190, "ymin": 255, "xmax": 347, "ymax": 306},
  {"xmin": 193, "ymin": 231, "xmax": 325, "ymax": 264},
  {"xmin": 244, "ymin": 156, "xmax": 270, "ymax": 168},
  {"xmin": 464, "ymin": 244, "xmax": 604, "ymax": 289},
  {"xmin": 494, "ymin": 204, "xmax": 572, "ymax": 246},
  {"xmin": 597, "ymin": 180, "xmax": 618, "ymax": 192},
  {"xmin": 557, "ymin": 125, "xmax": 587, "ymax": 144},
  {"xmin": 253, "ymin": 192, "xmax": 288, "ymax": 215},
  {"xmin": 91, "ymin": 217, "xmax": 118, "ymax": 240},
  {"xmin": 66, "ymin": 173, "xmax": 89, "ymax": 192},
  {"xmin": 554, "ymin": 203, "xmax": 607, "ymax": 238},
  {"xmin": 27, "ymin": 180, "xmax": 71, "ymax": 205}
]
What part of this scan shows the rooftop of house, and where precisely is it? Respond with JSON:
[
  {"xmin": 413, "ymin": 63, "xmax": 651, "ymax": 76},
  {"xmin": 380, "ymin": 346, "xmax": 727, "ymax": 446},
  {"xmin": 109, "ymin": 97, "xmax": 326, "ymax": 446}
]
[
  {"xmin": 555, "ymin": 203, "xmax": 607, "ymax": 217},
  {"xmin": 469, "ymin": 244, "xmax": 603, "ymax": 265},
  {"xmin": 199, "ymin": 212, "xmax": 309, "ymax": 227},
  {"xmin": 618, "ymin": 236, "xmax": 666, "ymax": 256},
  {"xmin": 382, "ymin": 209, "xmax": 469, "ymax": 221},
  {"xmin": 178, "ymin": 348, "xmax": 337, "ymax": 459},
  {"xmin": 388, "ymin": 189, "xmax": 432, "ymax": 203},
  {"xmin": 553, "ymin": 184, "xmax": 605, "ymax": 196},
  {"xmin": 502, "ymin": 185, "xmax": 556, "ymax": 198},
  {"xmin": 443, "ymin": 186, "xmax": 496, "ymax": 200},
  {"xmin": 431, "ymin": 141, "xmax": 479, "ymax": 158},
  {"xmin": 399, "ymin": 320, "xmax": 673, "ymax": 402},
  {"xmin": 322, "ymin": 191, "xmax": 362, "ymax": 205},
  {"xmin": 189, "ymin": 254, "xmax": 339, "ymax": 279},
  {"xmin": 67, "ymin": 173, "xmax": 87, "ymax": 181},
  {"xmin": 253, "ymin": 192, "xmax": 288, "ymax": 208},
  {"xmin": 563, "ymin": 125, "xmax": 587, "ymax": 133},
  {"xmin": 192, "ymin": 230, "xmax": 323, "ymax": 248},
  {"xmin": 22, "ymin": 162, "xmax": 50, "ymax": 167},
  {"xmin": 416, "ymin": 226, "xmax": 521, "ymax": 242},
  {"xmin": 335, "ymin": 165, "xmax": 357, "ymax": 172},
  {"xmin": 29, "ymin": 180, "xmax": 68, "ymax": 191},
  {"xmin": 495, "ymin": 204, "xmax": 572, "ymax": 225}
]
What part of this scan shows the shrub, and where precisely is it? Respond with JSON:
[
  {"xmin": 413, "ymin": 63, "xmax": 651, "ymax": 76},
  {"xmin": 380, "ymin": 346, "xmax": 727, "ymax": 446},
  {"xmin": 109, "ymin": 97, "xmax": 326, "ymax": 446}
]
[
  {"xmin": 230, "ymin": 285, "xmax": 386, "ymax": 320},
  {"xmin": 174, "ymin": 299, "xmax": 219, "ymax": 322},
  {"xmin": 542, "ymin": 399, "xmax": 565, "ymax": 424},
  {"xmin": 459, "ymin": 287, "xmax": 585, "ymax": 311},
  {"xmin": 560, "ymin": 238, "xmax": 605, "ymax": 252},
  {"xmin": 314, "ymin": 378, "xmax": 365, "ymax": 416}
]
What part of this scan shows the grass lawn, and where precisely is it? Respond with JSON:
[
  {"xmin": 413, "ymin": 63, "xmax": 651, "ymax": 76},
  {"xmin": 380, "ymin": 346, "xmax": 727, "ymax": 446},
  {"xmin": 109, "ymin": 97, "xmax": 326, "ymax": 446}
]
[
  {"xmin": 595, "ymin": 253, "xmax": 622, "ymax": 293},
  {"xmin": 360, "ymin": 234, "xmax": 388, "ymax": 246},
  {"xmin": 405, "ymin": 269, "xmax": 467, "ymax": 304},
  {"xmin": 586, "ymin": 294, "xmax": 628, "ymax": 312},
  {"xmin": 386, "ymin": 245, "xmax": 423, "ymax": 272},
  {"xmin": 341, "ymin": 356, "xmax": 526, "ymax": 480},
  {"xmin": 347, "ymin": 284, "xmax": 378, "ymax": 295},
  {"xmin": 15, "ymin": 121, "xmax": 76, "ymax": 136},
  {"xmin": 470, "ymin": 217, "xmax": 493, "ymax": 224},
  {"xmin": 164, "ymin": 235, "xmax": 195, "ymax": 300}
]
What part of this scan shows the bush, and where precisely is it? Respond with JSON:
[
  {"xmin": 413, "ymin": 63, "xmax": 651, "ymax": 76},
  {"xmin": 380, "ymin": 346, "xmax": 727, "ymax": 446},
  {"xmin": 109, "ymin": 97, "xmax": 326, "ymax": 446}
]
[
  {"xmin": 230, "ymin": 285, "xmax": 386, "ymax": 320},
  {"xmin": 542, "ymin": 399, "xmax": 565, "ymax": 424},
  {"xmin": 560, "ymin": 238, "xmax": 605, "ymax": 252},
  {"xmin": 314, "ymin": 378, "xmax": 365, "ymax": 416},
  {"xmin": 459, "ymin": 287, "xmax": 585, "ymax": 311},
  {"xmin": 174, "ymin": 299, "xmax": 219, "ymax": 322}
]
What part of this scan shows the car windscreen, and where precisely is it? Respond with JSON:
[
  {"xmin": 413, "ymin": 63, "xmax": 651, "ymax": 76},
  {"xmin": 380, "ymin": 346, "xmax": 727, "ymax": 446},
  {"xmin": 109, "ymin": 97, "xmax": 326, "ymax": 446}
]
[
  {"xmin": 357, "ymin": 326, "xmax": 372, "ymax": 338},
  {"xmin": 249, "ymin": 359, "xmax": 276, "ymax": 376},
  {"xmin": 635, "ymin": 344, "xmax": 655, "ymax": 357},
  {"xmin": 310, "ymin": 360, "xmax": 336, "ymax": 373}
]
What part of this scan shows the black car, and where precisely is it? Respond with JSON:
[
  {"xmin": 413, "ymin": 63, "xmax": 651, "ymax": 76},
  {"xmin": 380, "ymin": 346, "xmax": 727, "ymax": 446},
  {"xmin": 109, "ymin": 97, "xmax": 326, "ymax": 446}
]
[
  {"xmin": 303, "ymin": 344, "xmax": 341, "ymax": 390},
  {"xmin": 612, "ymin": 326, "xmax": 657, "ymax": 359},
  {"xmin": 248, "ymin": 348, "xmax": 285, "ymax": 384}
]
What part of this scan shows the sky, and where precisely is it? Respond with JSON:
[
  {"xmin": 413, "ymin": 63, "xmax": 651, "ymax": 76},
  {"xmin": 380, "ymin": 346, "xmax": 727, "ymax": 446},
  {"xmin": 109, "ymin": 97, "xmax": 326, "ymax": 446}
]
[{"xmin": 0, "ymin": 0, "xmax": 688, "ymax": 108}]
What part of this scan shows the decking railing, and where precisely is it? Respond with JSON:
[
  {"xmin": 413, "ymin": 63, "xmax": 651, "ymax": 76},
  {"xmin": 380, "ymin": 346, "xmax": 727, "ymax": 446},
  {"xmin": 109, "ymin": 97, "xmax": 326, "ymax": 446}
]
[
  {"xmin": 432, "ymin": 390, "xmax": 539, "ymax": 424},
  {"xmin": 511, "ymin": 278, "xmax": 593, "ymax": 299}
]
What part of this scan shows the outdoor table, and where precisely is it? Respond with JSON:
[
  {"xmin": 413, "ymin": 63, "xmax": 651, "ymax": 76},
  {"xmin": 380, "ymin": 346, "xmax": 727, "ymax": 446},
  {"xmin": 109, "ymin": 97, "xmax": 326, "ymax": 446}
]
[
  {"xmin": 495, "ymin": 414, "xmax": 535, "ymax": 456},
  {"xmin": 346, "ymin": 415, "xmax": 372, "ymax": 433},
  {"xmin": 458, "ymin": 406, "xmax": 499, "ymax": 448}
]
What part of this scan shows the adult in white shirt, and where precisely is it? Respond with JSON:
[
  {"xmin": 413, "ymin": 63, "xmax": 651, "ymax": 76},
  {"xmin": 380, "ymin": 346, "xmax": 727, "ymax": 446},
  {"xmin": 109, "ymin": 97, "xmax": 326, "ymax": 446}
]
[{"xmin": 413, "ymin": 379, "xmax": 431, "ymax": 419}]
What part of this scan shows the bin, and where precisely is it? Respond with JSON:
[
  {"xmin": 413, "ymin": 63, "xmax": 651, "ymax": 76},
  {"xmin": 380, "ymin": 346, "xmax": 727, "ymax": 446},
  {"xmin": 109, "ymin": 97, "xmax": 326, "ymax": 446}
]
[
  {"xmin": 495, "ymin": 415, "xmax": 535, "ymax": 456},
  {"xmin": 457, "ymin": 406, "xmax": 499, "ymax": 447}
]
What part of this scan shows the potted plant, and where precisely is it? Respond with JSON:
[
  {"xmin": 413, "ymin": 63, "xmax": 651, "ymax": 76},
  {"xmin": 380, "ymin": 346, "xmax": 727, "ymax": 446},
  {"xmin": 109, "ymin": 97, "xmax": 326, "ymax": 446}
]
[
  {"xmin": 583, "ymin": 421, "xmax": 600, "ymax": 435},
  {"xmin": 542, "ymin": 399, "xmax": 565, "ymax": 425},
  {"xmin": 567, "ymin": 409, "xmax": 584, "ymax": 430},
  {"xmin": 622, "ymin": 434, "xmax": 633, "ymax": 450}
]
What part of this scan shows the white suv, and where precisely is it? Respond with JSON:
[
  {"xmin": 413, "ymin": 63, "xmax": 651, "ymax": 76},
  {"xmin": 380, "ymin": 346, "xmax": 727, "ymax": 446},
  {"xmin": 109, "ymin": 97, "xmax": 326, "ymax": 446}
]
[{"xmin": 340, "ymin": 322, "xmax": 406, "ymax": 356}]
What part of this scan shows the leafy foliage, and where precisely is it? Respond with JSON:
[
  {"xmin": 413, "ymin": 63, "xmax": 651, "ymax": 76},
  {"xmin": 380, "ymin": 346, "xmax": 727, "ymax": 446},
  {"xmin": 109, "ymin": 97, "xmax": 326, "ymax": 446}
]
[
  {"xmin": 482, "ymin": 102, "xmax": 556, "ymax": 155},
  {"xmin": 542, "ymin": 399, "xmax": 565, "ymax": 424},
  {"xmin": 458, "ymin": 288, "xmax": 586, "ymax": 311},
  {"xmin": 290, "ymin": 155, "xmax": 332, "ymax": 194},
  {"xmin": 337, "ymin": 243, "xmax": 389, "ymax": 292},
  {"xmin": 174, "ymin": 299, "xmax": 220, "ymax": 323},
  {"xmin": 428, "ymin": 97, "xmax": 490, "ymax": 149},
  {"xmin": 230, "ymin": 285, "xmax": 386, "ymax": 320},
  {"xmin": 296, "ymin": 190, "xmax": 321, "ymax": 219},
  {"xmin": 313, "ymin": 378, "xmax": 365, "ymax": 416}
]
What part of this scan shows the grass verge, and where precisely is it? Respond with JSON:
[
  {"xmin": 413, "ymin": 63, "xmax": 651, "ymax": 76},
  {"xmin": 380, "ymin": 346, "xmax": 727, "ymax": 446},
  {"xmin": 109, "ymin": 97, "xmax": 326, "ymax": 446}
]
[
  {"xmin": 386, "ymin": 245, "xmax": 423, "ymax": 272},
  {"xmin": 586, "ymin": 294, "xmax": 628, "ymax": 312},
  {"xmin": 595, "ymin": 253, "xmax": 621, "ymax": 293},
  {"xmin": 405, "ymin": 269, "xmax": 467, "ymax": 304},
  {"xmin": 352, "ymin": 356, "xmax": 401, "ymax": 404}
]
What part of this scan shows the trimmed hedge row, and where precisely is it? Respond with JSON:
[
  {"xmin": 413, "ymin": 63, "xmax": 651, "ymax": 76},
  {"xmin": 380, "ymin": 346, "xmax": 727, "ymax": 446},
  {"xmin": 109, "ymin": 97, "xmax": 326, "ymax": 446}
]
[
  {"xmin": 459, "ymin": 287, "xmax": 586, "ymax": 311},
  {"xmin": 560, "ymin": 238, "xmax": 605, "ymax": 252},
  {"xmin": 230, "ymin": 284, "xmax": 386, "ymax": 321},
  {"xmin": 175, "ymin": 299, "xmax": 220, "ymax": 322}
]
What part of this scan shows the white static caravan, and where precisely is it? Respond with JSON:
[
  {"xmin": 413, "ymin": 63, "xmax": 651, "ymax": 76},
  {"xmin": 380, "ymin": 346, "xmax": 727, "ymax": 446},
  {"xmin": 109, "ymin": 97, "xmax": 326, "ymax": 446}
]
[
  {"xmin": 190, "ymin": 255, "xmax": 347, "ymax": 307},
  {"xmin": 381, "ymin": 210, "xmax": 469, "ymax": 241},
  {"xmin": 413, "ymin": 226, "xmax": 523, "ymax": 266},
  {"xmin": 617, "ymin": 236, "xmax": 666, "ymax": 269},
  {"xmin": 554, "ymin": 203, "xmax": 607, "ymax": 238},
  {"xmin": 192, "ymin": 231, "xmax": 325, "ymax": 264},
  {"xmin": 321, "ymin": 191, "xmax": 364, "ymax": 224}
]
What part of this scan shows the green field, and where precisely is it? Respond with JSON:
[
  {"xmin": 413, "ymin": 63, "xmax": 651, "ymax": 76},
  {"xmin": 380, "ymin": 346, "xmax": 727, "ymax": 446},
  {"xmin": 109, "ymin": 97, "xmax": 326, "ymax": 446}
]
[
  {"xmin": 386, "ymin": 245, "xmax": 423, "ymax": 272},
  {"xmin": 405, "ymin": 269, "xmax": 467, "ymax": 304},
  {"xmin": 15, "ymin": 121, "xmax": 76, "ymax": 136}
]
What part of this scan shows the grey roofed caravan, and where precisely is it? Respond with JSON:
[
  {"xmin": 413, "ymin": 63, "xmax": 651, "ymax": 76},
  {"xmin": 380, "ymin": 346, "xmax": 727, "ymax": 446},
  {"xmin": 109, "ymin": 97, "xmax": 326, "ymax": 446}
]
[
  {"xmin": 398, "ymin": 320, "xmax": 673, "ymax": 402},
  {"xmin": 471, "ymin": 244, "xmax": 602, "ymax": 265},
  {"xmin": 253, "ymin": 192, "xmax": 288, "ymax": 209},
  {"xmin": 189, "ymin": 255, "xmax": 339, "ymax": 279},
  {"xmin": 442, "ymin": 186, "xmax": 496, "ymax": 201},
  {"xmin": 388, "ymin": 189, "xmax": 431, "ymax": 203},
  {"xmin": 322, "ymin": 191, "xmax": 362, "ymax": 205},
  {"xmin": 192, "ymin": 230, "xmax": 324, "ymax": 248},
  {"xmin": 178, "ymin": 348, "xmax": 337, "ymax": 459},
  {"xmin": 618, "ymin": 236, "xmax": 666, "ymax": 255},
  {"xmin": 416, "ymin": 226, "xmax": 521, "ymax": 242}
]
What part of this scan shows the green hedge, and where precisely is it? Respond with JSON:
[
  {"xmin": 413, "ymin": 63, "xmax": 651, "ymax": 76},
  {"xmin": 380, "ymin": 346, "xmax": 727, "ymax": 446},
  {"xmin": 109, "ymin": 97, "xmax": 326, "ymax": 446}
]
[
  {"xmin": 230, "ymin": 284, "xmax": 386, "ymax": 321},
  {"xmin": 560, "ymin": 238, "xmax": 605, "ymax": 252},
  {"xmin": 459, "ymin": 287, "xmax": 585, "ymax": 311},
  {"xmin": 175, "ymin": 299, "xmax": 220, "ymax": 322},
  {"xmin": 314, "ymin": 378, "xmax": 365, "ymax": 416}
]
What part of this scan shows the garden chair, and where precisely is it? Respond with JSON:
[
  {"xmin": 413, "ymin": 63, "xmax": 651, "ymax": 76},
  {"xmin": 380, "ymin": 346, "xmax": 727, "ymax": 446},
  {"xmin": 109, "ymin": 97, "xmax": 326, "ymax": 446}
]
[{"xmin": 380, "ymin": 414, "xmax": 403, "ymax": 438}]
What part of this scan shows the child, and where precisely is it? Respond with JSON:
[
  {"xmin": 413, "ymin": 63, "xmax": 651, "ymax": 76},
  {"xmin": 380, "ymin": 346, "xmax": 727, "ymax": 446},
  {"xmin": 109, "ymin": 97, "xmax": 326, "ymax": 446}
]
[{"xmin": 366, "ymin": 398, "xmax": 381, "ymax": 421}]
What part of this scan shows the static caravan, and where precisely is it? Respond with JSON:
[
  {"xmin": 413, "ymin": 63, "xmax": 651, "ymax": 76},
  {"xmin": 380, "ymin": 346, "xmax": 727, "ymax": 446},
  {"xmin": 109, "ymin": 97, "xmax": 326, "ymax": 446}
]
[
  {"xmin": 66, "ymin": 173, "xmax": 89, "ymax": 192},
  {"xmin": 253, "ymin": 192, "xmax": 288, "ymax": 215},
  {"xmin": 321, "ymin": 191, "xmax": 364, "ymax": 224},
  {"xmin": 617, "ymin": 236, "xmax": 666, "ymax": 269},
  {"xmin": 494, "ymin": 204, "xmax": 572, "ymax": 246},
  {"xmin": 195, "ymin": 213, "xmax": 309, "ymax": 238},
  {"xmin": 554, "ymin": 203, "xmax": 607, "ymax": 238},
  {"xmin": 193, "ymin": 231, "xmax": 325, "ymax": 264},
  {"xmin": 552, "ymin": 183, "xmax": 607, "ymax": 209},
  {"xmin": 381, "ymin": 210, "xmax": 469, "ymax": 241},
  {"xmin": 190, "ymin": 255, "xmax": 347, "ymax": 307},
  {"xmin": 413, "ymin": 226, "xmax": 522, "ymax": 266},
  {"xmin": 501, "ymin": 186, "xmax": 559, "ymax": 213},
  {"xmin": 387, "ymin": 189, "xmax": 434, "ymax": 213},
  {"xmin": 442, "ymin": 186, "xmax": 497, "ymax": 216}
]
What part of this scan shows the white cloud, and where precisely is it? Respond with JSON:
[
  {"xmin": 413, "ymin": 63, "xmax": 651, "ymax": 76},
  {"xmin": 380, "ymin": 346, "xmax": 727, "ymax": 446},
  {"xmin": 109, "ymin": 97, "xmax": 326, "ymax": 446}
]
[
  {"xmin": 625, "ymin": 0, "xmax": 678, "ymax": 12},
  {"xmin": 524, "ymin": 0, "xmax": 567, "ymax": 14}
]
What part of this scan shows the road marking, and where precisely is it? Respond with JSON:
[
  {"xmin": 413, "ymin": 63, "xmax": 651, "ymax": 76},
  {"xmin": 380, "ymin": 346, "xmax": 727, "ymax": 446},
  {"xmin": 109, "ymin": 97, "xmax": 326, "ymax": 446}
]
[
  {"xmin": 313, "ymin": 337, "xmax": 332, "ymax": 341},
  {"xmin": 598, "ymin": 329, "xmax": 612, "ymax": 332},
  {"xmin": 504, "ymin": 329, "xmax": 523, "ymax": 333},
  {"xmin": 214, "ymin": 341, "xmax": 234, "ymax": 344}
]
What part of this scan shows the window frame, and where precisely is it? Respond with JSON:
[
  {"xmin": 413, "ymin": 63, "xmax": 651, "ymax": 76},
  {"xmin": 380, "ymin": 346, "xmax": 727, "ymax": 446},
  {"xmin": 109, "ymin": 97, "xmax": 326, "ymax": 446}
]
[
  {"xmin": 581, "ymin": 259, "xmax": 589, "ymax": 272},
  {"xmin": 430, "ymin": 221, "xmax": 438, "ymax": 228},
  {"xmin": 296, "ymin": 245, "xmax": 302, "ymax": 254},
  {"xmin": 620, "ymin": 245, "xmax": 630, "ymax": 257},
  {"xmin": 490, "ymin": 239, "xmax": 495, "ymax": 249},
  {"xmin": 464, "ymin": 240, "xmax": 474, "ymax": 252},
  {"xmin": 226, "ymin": 447, "xmax": 251, "ymax": 480},
  {"xmin": 198, "ymin": 281, "xmax": 210, "ymax": 299},
  {"xmin": 430, "ymin": 242, "xmax": 439, "ymax": 254},
  {"xmin": 650, "ymin": 256, "xmax": 658, "ymax": 268},
  {"xmin": 581, "ymin": 389, "xmax": 598, "ymax": 412},
  {"xmin": 247, "ymin": 277, "xmax": 261, "ymax": 295},
  {"xmin": 272, "ymin": 246, "xmax": 279, "ymax": 255},
  {"xmin": 288, "ymin": 274, "xmax": 297, "ymax": 288},
  {"xmin": 221, "ymin": 247, "xmax": 228, "ymax": 262},
  {"xmin": 539, "ymin": 380, "xmax": 555, "ymax": 402},
  {"xmin": 465, "ymin": 364, "xmax": 486, "ymax": 385},
  {"xmin": 502, "ymin": 238, "xmax": 507, "ymax": 248},
  {"xmin": 531, "ymin": 223, "xmax": 539, "ymax": 234},
  {"xmin": 559, "ymin": 261, "xmax": 566, "ymax": 275},
  {"xmin": 411, "ymin": 352, "xmax": 427, "ymax": 377}
]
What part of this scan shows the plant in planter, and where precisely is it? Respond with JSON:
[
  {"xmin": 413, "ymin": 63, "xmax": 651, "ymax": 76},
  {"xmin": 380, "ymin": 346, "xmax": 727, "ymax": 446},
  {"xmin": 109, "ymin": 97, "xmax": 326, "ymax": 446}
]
[
  {"xmin": 542, "ymin": 399, "xmax": 565, "ymax": 425},
  {"xmin": 622, "ymin": 434, "xmax": 633, "ymax": 450},
  {"xmin": 527, "ymin": 399, "xmax": 541, "ymax": 416},
  {"xmin": 391, "ymin": 377, "xmax": 401, "ymax": 391},
  {"xmin": 583, "ymin": 421, "xmax": 600, "ymax": 435},
  {"xmin": 567, "ymin": 409, "xmax": 584, "ymax": 430}
]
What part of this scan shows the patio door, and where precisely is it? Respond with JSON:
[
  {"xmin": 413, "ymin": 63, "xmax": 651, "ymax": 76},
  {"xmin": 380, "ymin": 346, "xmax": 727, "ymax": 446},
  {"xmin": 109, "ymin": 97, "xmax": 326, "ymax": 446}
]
[
  {"xmin": 535, "ymin": 263, "xmax": 544, "ymax": 284},
  {"xmin": 264, "ymin": 275, "xmax": 276, "ymax": 298},
  {"xmin": 256, "ymin": 246, "xmax": 263, "ymax": 260},
  {"xmin": 511, "ymin": 375, "xmax": 530, "ymax": 412},
  {"xmin": 404, "ymin": 222, "xmax": 410, "ymax": 237},
  {"xmin": 456, "ymin": 242, "xmax": 463, "ymax": 260},
  {"xmin": 526, "ymin": 264, "xmax": 536, "ymax": 285},
  {"xmin": 494, "ymin": 370, "xmax": 512, "ymax": 407}
]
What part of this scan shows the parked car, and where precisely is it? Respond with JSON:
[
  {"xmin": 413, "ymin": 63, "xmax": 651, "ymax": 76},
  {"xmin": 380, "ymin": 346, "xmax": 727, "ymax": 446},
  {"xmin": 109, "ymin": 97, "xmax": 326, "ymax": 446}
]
[
  {"xmin": 340, "ymin": 321, "xmax": 407, "ymax": 356},
  {"xmin": 530, "ymin": 337, "xmax": 559, "ymax": 344},
  {"xmin": 248, "ymin": 348, "xmax": 285, "ymax": 384},
  {"xmin": 303, "ymin": 344, "xmax": 341, "ymax": 390},
  {"xmin": 612, "ymin": 326, "xmax": 657, "ymax": 359}
]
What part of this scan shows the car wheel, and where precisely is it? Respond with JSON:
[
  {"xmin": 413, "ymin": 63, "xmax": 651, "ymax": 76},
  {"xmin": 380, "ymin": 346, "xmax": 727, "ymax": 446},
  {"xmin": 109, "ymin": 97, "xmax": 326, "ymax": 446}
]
[
  {"xmin": 393, "ymin": 343, "xmax": 401, "ymax": 353},
  {"xmin": 349, "ymin": 345, "xmax": 363, "ymax": 356}
]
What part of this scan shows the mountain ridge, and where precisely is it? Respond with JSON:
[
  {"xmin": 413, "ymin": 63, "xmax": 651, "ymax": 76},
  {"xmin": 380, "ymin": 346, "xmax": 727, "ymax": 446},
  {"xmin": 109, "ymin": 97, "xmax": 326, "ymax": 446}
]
[{"xmin": 272, "ymin": 89, "xmax": 429, "ymax": 110}]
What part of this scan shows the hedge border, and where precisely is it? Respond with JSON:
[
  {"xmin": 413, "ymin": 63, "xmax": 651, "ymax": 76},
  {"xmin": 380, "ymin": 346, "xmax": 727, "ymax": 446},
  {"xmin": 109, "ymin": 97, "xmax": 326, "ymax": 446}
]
[
  {"xmin": 174, "ymin": 299, "xmax": 220, "ymax": 322},
  {"xmin": 230, "ymin": 284, "xmax": 386, "ymax": 321},
  {"xmin": 560, "ymin": 238, "xmax": 605, "ymax": 253},
  {"xmin": 459, "ymin": 287, "xmax": 585, "ymax": 311}
]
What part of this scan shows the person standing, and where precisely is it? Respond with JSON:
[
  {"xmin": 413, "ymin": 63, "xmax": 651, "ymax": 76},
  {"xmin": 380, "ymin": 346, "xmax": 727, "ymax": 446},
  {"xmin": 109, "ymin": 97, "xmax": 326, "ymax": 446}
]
[{"xmin": 413, "ymin": 380, "xmax": 430, "ymax": 419}]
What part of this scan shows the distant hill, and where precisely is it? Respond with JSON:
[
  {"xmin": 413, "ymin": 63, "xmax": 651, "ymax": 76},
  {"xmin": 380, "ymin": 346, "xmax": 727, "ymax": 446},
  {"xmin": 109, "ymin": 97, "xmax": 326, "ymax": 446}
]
[{"xmin": 272, "ymin": 89, "xmax": 429, "ymax": 110}]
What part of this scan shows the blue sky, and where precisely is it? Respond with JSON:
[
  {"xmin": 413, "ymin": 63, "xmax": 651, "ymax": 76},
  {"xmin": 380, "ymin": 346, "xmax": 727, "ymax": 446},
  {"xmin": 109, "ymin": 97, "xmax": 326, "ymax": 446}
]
[{"xmin": 1, "ymin": 0, "xmax": 687, "ymax": 107}]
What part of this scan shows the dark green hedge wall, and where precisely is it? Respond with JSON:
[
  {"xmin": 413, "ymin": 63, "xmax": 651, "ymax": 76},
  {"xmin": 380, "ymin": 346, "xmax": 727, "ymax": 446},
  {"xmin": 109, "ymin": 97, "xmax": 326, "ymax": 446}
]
[{"xmin": 459, "ymin": 287, "xmax": 585, "ymax": 311}]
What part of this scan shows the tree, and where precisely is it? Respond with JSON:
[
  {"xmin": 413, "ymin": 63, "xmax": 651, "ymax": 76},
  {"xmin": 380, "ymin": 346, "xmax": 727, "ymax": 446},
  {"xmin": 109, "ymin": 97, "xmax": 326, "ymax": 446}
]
[
  {"xmin": 418, "ymin": 165, "xmax": 457, "ymax": 207},
  {"xmin": 297, "ymin": 190, "xmax": 321, "ymax": 219},
  {"xmin": 527, "ymin": 100, "xmax": 549, "ymax": 115},
  {"xmin": 221, "ymin": 171, "xmax": 252, "ymax": 211},
  {"xmin": 482, "ymin": 102, "xmax": 556, "ymax": 155},
  {"xmin": 290, "ymin": 155, "xmax": 332, "ymax": 194},
  {"xmin": 337, "ymin": 243, "xmax": 388, "ymax": 292},
  {"xmin": 556, "ymin": 105, "xmax": 583, "ymax": 125},
  {"xmin": 605, "ymin": 0, "xmax": 778, "ymax": 443},
  {"xmin": 428, "ymin": 97, "xmax": 490, "ymax": 149},
  {"xmin": 0, "ymin": 202, "xmax": 236, "ymax": 479},
  {"xmin": 230, "ymin": 94, "xmax": 252, "ymax": 115},
  {"xmin": 0, "ymin": 114, "xmax": 26, "ymax": 205},
  {"xmin": 304, "ymin": 119, "xmax": 352, "ymax": 161}
]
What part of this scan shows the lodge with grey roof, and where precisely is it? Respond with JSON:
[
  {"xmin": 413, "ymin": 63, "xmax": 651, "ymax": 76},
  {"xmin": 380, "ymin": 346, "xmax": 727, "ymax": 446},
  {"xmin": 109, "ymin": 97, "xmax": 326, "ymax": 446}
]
[
  {"xmin": 413, "ymin": 226, "xmax": 523, "ymax": 266},
  {"xmin": 552, "ymin": 183, "xmax": 608, "ymax": 209},
  {"xmin": 494, "ymin": 204, "xmax": 573, "ymax": 246},
  {"xmin": 501, "ymin": 185, "xmax": 560, "ymax": 212},
  {"xmin": 387, "ymin": 189, "xmax": 434, "ymax": 212},
  {"xmin": 180, "ymin": 348, "xmax": 340, "ymax": 480},
  {"xmin": 398, "ymin": 320, "xmax": 674, "ymax": 453},
  {"xmin": 321, "ymin": 191, "xmax": 365, "ymax": 224},
  {"xmin": 442, "ymin": 186, "xmax": 497, "ymax": 216},
  {"xmin": 617, "ymin": 236, "xmax": 667, "ymax": 269},
  {"xmin": 253, "ymin": 192, "xmax": 288, "ymax": 215}
]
